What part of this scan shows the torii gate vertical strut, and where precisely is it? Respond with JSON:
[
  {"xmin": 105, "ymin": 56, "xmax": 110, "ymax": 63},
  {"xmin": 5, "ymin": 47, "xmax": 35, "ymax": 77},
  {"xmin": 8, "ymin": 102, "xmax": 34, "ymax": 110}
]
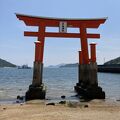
[{"xmin": 16, "ymin": 13, "xmax": 107, "ymax": 100}]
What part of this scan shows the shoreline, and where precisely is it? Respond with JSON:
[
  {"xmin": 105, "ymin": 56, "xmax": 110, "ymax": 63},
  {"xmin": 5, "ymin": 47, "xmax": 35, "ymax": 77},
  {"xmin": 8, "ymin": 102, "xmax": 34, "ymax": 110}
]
[
  {"xmin": 0, "ymin": 96, "xmax": 120, "ymax": 105},
  {"xmin": 0, "ymin": 99, "xmax": 120, "ymax": 120}
]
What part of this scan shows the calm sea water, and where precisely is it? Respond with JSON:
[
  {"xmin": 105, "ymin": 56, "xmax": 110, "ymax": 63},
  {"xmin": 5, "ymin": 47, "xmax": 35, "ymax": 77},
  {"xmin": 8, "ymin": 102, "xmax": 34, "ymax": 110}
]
[{"xmin": 0, "ymin": 67, "xmax": 120, "ymax": 103}]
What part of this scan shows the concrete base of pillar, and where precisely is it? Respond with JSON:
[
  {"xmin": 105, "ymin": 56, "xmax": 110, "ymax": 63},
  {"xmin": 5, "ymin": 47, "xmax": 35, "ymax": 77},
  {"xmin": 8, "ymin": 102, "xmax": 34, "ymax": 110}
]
[
  {"xmin": 25, "ymin": 84, "xmax": 46, "ymax": 101},
  {"xmin": 74, "ymin": 85, "xmax": 105, "ymax": 99},
  {"xmin": 74, "ymin": 63, "xmax": 105, "ymax": 99}
]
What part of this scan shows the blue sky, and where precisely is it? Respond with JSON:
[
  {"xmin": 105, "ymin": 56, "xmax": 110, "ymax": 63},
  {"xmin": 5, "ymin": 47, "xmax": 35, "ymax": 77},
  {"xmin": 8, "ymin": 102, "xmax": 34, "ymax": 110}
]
[{"xmin": 0, "ymin": 0, "xmax": 120, "ymax": 66}]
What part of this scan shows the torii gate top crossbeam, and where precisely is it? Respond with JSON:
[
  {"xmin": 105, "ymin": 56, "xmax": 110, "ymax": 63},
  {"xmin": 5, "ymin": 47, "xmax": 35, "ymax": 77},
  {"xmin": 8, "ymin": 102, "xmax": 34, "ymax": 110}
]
[{"xmin": 16, "ymin": 13, "xmax": 107, "ymax": 28}]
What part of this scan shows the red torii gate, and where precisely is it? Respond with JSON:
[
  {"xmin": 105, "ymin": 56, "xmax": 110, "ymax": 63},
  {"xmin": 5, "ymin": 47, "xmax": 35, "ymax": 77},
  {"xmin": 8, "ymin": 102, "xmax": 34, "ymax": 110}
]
[{"xmin": 16, "ymin": 13, "xmax": 107, "ymax": 100}]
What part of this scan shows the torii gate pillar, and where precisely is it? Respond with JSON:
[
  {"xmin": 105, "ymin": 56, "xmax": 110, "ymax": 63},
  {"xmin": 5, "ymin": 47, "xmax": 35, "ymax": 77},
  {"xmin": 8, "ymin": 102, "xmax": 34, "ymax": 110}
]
[
  {"xmin": 26, "ymin": 41, "xmax": 46, "ymax": 100},
  {"xmin": 75, "ymin": 43, "xmax": 105, "ymax": 99}
]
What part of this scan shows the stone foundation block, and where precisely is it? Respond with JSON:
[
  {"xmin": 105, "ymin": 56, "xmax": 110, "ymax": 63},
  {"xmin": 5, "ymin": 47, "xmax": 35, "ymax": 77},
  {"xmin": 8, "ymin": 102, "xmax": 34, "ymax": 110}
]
[
  {"xmin": 25, "ymin": 84, "xmax": 46, "ymax": 101},
  {"xmin": 74, "ymin": 85, "xmax": 105, "ymax": 99}
]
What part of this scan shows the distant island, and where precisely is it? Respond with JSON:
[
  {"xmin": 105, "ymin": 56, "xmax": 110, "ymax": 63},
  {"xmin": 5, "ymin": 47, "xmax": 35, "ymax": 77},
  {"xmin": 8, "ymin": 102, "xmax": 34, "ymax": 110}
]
[
  {"xmin": 104, "ymin": 57, "xmax": 120, "ymax": 65},
  {"xmin": 60, "ymin": 57, "xmax": 120, "ymax": 68},
  {"xmin": 98, "ymin": 57, "xmax": 120, "ymax": 73},
  {"xmin": 59, "ymin": 57, "xmax": 120, "ymax": 73},
  {"xmin": 0, "ymin": 58, "xmax": 16, "ymax": 67},
  {"xmin": 47, "ymin": 64, "xmax": 66, "ymax": 68},
  {"xmin": 60, "ymin": 63, "xmax": 78, "ymax": 68}
]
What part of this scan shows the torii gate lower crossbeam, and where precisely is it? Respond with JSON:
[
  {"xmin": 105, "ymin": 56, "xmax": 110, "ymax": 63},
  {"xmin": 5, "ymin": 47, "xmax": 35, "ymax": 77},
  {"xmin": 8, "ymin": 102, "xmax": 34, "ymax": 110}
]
[{"xmin": 16, "ymin": 13, "xmax": 107, "ymax": 100}]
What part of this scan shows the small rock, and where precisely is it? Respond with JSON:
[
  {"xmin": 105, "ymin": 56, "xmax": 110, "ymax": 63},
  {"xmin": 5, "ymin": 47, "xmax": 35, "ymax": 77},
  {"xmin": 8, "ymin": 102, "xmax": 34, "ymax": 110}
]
[
  {"xmin": 17, "ymin": 95, "xmax": 24, "ymax": 100},
  {"xmin": 20, "ymin": 103, "xmax": 23, "ymax": 106},
  {"xmin": 16, "ymin": 100, "xmax": 20, "ymax": 103},
  {"xmin": 46, "ymin": 103, "xmax": 55, "ymax": 106},
  {"xmin": 59, "ymin": 101, "xmax": 66, "ymax": 104},
  {"xmin": 45, "ymin": 98, "xmax": 51, "ymax": 100},
  {"xmin": 67, "ymin": 102, "xmax": 77, "ymax": 108},
  {"xmin": 61, "ymin": 95, "xmax": 66, "ymax": 99},
  {"xmin": 84, "ymin": 104, "xmax": 88, "ymax": 108},
  {"xmin": 3, "ymin": 107, "xmax": 6, "ymax": 110},
  {"xmin": 17, "ymin": 95, "xmax": 20, "ymax": 99}
]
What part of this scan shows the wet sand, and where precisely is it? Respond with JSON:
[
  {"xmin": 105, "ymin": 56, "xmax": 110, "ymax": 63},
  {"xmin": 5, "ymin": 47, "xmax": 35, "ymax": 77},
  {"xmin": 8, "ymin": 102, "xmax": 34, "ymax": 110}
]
[{"xmin": 0, "ymin": 99, "xmax": 120, "ymax": 120}]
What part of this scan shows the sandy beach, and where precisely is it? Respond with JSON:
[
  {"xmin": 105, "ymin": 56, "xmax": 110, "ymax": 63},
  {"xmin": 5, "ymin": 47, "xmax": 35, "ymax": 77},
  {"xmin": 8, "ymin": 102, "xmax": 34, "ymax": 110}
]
[{"xmin": 0, "ymin": 100, "xmax": 120, "ymax": 120}]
